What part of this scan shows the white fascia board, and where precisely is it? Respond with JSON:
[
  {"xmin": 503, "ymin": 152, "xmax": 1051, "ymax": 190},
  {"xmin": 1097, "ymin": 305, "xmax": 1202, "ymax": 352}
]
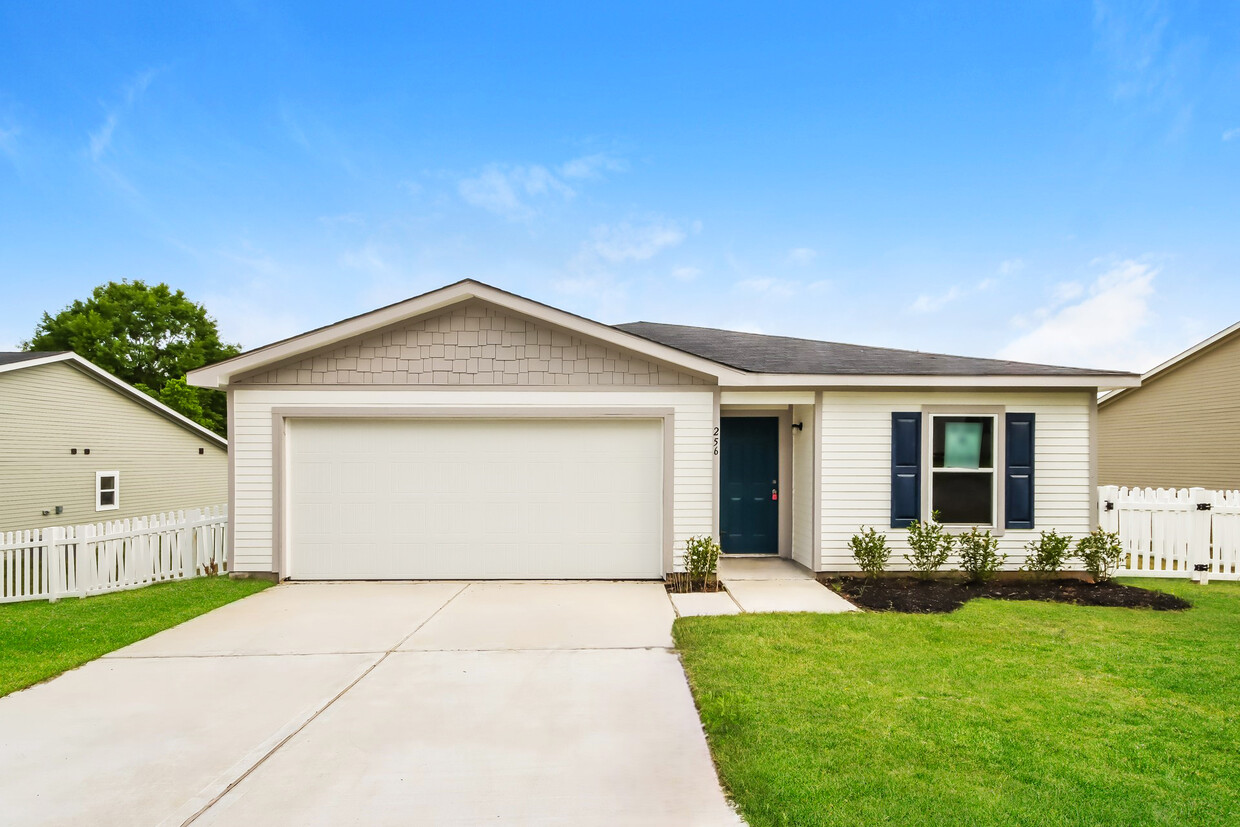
[
  {"xmin": 61, "ymin": 355, "xmax": 228, "ymax": 448},
  {"xmin": 0, "ymin": 352, "xmax": 75, "ymax": 376},
  {"xmin": 1100, "ymin": 319, "xmax": 1240, "ymax": 407},
  {"xmin": 719, "ymin": 373, "xmax": 1142, "ymax": 390},
  {"xmin": 188, "ymin": 281, "xmax": 742, "ymax": 388}
]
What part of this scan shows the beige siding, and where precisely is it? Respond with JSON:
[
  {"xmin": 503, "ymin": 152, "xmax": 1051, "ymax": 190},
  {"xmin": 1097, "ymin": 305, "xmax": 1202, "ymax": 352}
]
[
  {"xmin": 1099, "ymin": 334, "xmax": 1240, "ymax": 490},
  {"xmin": 819, "ymin": 390, "xmax": 1093, "ymax": 572},
  {"xmin": 235, "ymin": 300, "xmax": 707, "ymax": 387},
  {"xmin": 791, "ymin": 402, "xmax": 815, "ymax": 569},
  {"xmin": 0, "ymin": 362, "xmax": 227, "ymax": 532},
  {"xmin": 230, "ymin": 387, "xmax": 715, "ymax": 574}
]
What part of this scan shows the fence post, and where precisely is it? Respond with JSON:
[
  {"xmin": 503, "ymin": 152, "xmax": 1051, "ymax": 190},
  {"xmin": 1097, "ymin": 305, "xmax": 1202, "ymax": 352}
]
[
  {"xmin": 1189, "ymin": 487, "xmax": 1212, "ymax": 583},
  {"xmin": 182, "ymin": 508, "xmax": 199, "ymax": 579},
  {"xmin": 1098, "ymin": 485, "xmax": 1119, "ymax": 534},
  {"xmin": 47, "ymin": 526, "xmax": 63, "ymax": 603}
]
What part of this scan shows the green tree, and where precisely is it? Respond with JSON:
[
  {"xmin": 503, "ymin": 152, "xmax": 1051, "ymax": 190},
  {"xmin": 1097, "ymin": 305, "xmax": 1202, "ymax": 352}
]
[{"xmin": 23, "ymin": 281, "xmax": 239, "ymax": 436}]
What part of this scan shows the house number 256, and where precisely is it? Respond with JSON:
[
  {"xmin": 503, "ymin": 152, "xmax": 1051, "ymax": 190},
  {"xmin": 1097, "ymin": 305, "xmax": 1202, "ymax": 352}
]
[{"xmin": 713, "ymin": 426, "xmax": 720, "ymax": 456}]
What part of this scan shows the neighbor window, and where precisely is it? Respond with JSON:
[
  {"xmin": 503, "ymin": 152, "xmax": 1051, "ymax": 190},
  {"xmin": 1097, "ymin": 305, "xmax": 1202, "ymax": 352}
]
[
  {"xmin": 96, "ymin": 471, "xmax": 119, "ymax": 512},
  {"xmin": 929, "ymin": 415, "xmax": 995, "ymax": 525}
]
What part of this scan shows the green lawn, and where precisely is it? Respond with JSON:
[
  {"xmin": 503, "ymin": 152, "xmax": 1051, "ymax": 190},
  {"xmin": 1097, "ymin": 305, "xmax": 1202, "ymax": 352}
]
[
  {"xmin": 674, "ymin": 579, "xmax": 1240, "ymax": 827},
  {"xmin": 0, "ymin": 576, "xmax": 273, "ymax": 697}
]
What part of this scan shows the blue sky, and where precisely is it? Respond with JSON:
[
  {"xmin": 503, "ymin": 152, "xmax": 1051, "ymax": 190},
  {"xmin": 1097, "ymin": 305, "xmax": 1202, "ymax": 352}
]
[{"xmin": 1, "ymin": 2, "xmax": 1237, "ymax": 371}]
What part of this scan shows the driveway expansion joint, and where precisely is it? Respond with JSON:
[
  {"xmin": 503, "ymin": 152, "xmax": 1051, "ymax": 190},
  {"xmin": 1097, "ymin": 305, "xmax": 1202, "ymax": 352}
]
[{"xmin": 177, "ymin": 582, "xmax": 471, "ymax": 827}]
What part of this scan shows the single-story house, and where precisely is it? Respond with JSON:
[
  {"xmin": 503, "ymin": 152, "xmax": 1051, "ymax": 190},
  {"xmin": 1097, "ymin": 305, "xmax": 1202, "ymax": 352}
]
[
  {"xmin": 187, "ymin": 280, "xmax": 1139, "ymax": 580},
  {"xmin": 0, "ymin": 351, "xmax": 227, "ymax": 532},
  {"xmin": 1099, "ymin": 320, "xmax": 1240, "ymax": 491}
]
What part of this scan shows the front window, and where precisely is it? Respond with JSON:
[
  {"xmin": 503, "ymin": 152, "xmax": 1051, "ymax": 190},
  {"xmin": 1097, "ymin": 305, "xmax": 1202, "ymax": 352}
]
[
  {"xmin": 929, "ymin": 415, "xmax": 995, "ymax": 525},
  {"xmin": 96, "ymin": 471, "xmax": 119, "ymax": 512}
]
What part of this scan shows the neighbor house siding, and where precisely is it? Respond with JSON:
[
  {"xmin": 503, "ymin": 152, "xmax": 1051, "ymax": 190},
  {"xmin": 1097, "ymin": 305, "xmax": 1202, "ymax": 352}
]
[
  {"xmin": 234, "ymin": 300, "xmax": 708, "ymax": 387},
  {"xmin": 0, "ymin": 362, "xmax": 227, "ymax": 532},
  {"xmin": 230, "ymin": 387, "xmax": 715, "ymax": 575},
  {"xmin": 791, "ymin": 402, "xmax": 816, "ymax": 569},
  {"xmin": 819, "ymin": 390, "xmax": 1093, "ymax": 572},
  {"xmin": 1099, "ymin": 334, "xmax": 1240, "ymax": 490}
]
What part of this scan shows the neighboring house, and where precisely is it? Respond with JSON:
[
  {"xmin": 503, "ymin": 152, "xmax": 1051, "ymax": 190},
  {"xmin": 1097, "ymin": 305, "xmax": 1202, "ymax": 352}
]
[
  {"xmin": 187, "ymin": 280, "xmax": 1138, "ymax": 580},
  {"xmin": 0, "ymin": 352, "xmax": 227, "ymax": 532},
  {"xmin": 1098, "ymin": 321, "xmax": 1240, "ymax": 491}
]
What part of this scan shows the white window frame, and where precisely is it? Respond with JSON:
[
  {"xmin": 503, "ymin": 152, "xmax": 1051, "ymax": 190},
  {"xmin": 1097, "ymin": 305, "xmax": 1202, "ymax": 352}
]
[
  {"xmin": 95, "ymin": 470, "xmax": 120, "ymax": 512},
  {"xmin": 922, "ymin": 406, "xmax": 1005, "ymax": 533}
]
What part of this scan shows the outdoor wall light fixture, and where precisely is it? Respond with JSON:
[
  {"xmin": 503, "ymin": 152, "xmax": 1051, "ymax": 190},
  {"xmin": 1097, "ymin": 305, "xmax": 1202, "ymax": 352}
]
[{"xmin": 791, "ymin": 422, "xmax": 803, "ymax": 431}]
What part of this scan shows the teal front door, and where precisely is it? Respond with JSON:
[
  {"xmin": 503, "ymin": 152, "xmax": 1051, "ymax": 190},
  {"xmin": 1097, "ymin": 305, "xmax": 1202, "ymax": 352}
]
[{"xmin": 720, "ymin": 417, "xmax": 779, "ymax": 554}]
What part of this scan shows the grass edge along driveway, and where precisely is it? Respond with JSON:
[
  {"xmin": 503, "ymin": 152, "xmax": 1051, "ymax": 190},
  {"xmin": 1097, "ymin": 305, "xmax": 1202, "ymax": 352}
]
[
  {"xmin": 0, "ymin": 576, "xmax": 272, "ymax": 697},
  {"xmin": 674, "ymin": 579, "xmax": 1240, "ymax": 827}
]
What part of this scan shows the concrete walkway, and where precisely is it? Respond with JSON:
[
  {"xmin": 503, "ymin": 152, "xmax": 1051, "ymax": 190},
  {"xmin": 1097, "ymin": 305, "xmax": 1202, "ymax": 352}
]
[
  {"xmin": 0, "ymin": 582, "xmax": 741, "ymax": 827},
  {"xmin": 670, "ymin": 557, "xmax": 860, "ymax": 617}
]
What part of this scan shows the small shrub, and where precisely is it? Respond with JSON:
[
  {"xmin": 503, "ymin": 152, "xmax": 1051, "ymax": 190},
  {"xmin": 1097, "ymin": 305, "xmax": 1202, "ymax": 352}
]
[
  {"xmin": 905, "ymin": 513, "xmax": 954, "ymax": 579},
  {"xmin": 957, "ymin": 527, "xmax": 1005, "ymax": 583},
  {"xmin": 848, "ymin": 527, "xmax": 891, "ymax": 579},
  {"xmin": 683, "ymin": 535, "xmax": 722, "ymax": 592},
  {"xmin": 1076, "ymin": 529, "xmax": 1124, "ymax": 582},
  {"xmin": 1022, "ymin": 530, "xmax": 1072, "ymax": 578}
]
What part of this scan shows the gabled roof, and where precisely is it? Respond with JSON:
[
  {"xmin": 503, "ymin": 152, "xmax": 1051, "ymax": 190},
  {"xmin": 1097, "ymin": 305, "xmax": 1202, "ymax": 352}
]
[
  {"xmin": 0, "ymin": 352, "xmax": 227, "ymax": 448},
  {"xmin": 188, "ymin": 279, "xmax": 1141, "ymax": 390},
  {"xmin": 615, "ymin": 322, "xmax": 1119, "ymax": 377},
  {"xmin": 1099, "ymin": 319, "xmax": 1240, "ymax": 407},
  {"xmin": 188, "ymin": 279, "xmax": 744, "ymax": 387},
  {"xmin": 0, "ymin": 351, "xmax": 63, "ymax": 367}
]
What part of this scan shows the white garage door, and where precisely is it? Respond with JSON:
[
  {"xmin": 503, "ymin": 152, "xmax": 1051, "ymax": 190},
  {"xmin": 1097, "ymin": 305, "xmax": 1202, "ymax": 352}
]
[{"xmin": 286, "ymin": 418, "xmax": 664, "ymax": 579}]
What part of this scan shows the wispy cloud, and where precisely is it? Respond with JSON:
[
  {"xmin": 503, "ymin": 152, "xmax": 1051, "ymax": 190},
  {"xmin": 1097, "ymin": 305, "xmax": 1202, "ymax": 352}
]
[
  {"xmin": 458, "ymin": 153, "xmax": 626, "ymax": 220},
  {"xmin": 786, "ymin": 247, "xmax": 817, "ymax": 265},
  {"xmin": 910, "ymin": 286, "xmax": 964, "ymax": 314},
  {"xmin": 734, "ymin": 277, "xmax": 798, "ymax": 299},
  {"xmin": 0, "ymin": 124, "xmax": 18, "ymax": 162},
  {"xmin": 1092, "ymin": 0, "xmax": 1173, "ymax": 101},
  {"xmin": 339, "ymin": 241, "xmax": 390, "ymax": 273},
  {"xmin": 88, "ymin": 69, "xmax": 159, "ymax": 161},
  {"xmin": 1224, "ymin": 127, "xmax": 1240, "ymax": 142},
  {"xmin": 910, "ymin": 267, "xmax": 1006, "ymax": 314},
  {"xmin": 997, "ymin": 258, "xmax": 1160, "ymax": 370},
  {"xmin": 584, "ymin": 220, "xmax": 685, "ymax": 263},
  {"xmin": 671, "ymin": 266, "xmax": 702, "ymax": 281},
  {"xmin": 1051, "ymin": 281, "xmax": 1084, "ymax": 303},
  {"xmin": 559, "ymin": 152, "xmax": 627, "ymax": 180}
]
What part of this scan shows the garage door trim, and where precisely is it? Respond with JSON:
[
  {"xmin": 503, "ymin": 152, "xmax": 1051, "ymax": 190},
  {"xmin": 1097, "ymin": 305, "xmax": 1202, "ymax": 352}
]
[{"xmin": 270, "ymin": 406, "xmax": 676, "ymax": 580}]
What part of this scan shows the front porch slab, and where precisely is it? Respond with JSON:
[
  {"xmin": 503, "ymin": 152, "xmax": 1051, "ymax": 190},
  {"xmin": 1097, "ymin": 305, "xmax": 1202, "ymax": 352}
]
[
  {"xmin": 723, "ymin": 579, "xmax": 859, "ymax": 613},
  {"xmin": 670, "ymin": 591, "xmax": 742, "ymax": 616},
  {"xmin": 718, "ymin": 557, "xmax": 814, "ymax": 580}
]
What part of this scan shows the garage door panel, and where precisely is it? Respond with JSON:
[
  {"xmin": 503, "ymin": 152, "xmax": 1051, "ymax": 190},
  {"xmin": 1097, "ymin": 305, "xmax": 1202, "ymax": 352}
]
[{"xmin": 287, "ymin": 418, "xmax": 663, "ymax": 579}]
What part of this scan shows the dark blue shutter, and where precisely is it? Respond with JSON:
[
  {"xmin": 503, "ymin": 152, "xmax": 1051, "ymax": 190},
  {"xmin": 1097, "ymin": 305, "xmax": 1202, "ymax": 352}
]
[
  {"xmin": 891, "ymin": 412, "xmax": 921, "ymax": 528},
  {"xmin": 1005, "ymin": 413, "xmax": 1035, "ymax": 529}
]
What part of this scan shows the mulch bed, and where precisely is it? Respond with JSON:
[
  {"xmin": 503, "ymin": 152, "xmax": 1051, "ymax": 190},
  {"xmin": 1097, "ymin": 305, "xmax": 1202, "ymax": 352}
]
[{"xmin": 825, "ymin": 577, "xmax": 1191, "ymax": 614}]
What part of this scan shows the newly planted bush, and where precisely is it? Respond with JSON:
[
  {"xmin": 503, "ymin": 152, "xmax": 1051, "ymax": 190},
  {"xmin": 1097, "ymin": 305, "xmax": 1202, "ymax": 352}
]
[
  {"xmin": 905, "ymin": 513, "xmax": 953, "ymax": 579},
  {"xmin": 1022, "ymin": 530, "xmax": 1072, "ymax": 578},
  {"xmin": 848, "ymin": 527, "xmax": 891, "ymax": 579},
  {"xmin": 683, "ymin": 534, "xmax": 722, "ymax": 592},
  {"xmin": 1076, "ymin": 529, "xmax": 1124, "ymax": 582},
  {"xmin": 957, "ymin": 526, "xmax": 1005, "ymax": 583}
]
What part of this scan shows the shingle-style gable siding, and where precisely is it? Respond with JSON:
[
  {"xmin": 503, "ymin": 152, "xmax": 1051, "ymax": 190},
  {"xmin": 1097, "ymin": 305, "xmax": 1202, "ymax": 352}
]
[
  {"xmin": 235, "ymin": 301, "xmax": 709, "ymax": 387},
  {"xmin": 0, "ymin": 362, "xmax": 227, "ymax": 532},
  {"xmin": 1099, "ymin": 332, "xmax": 1240, "ymax": 490}
]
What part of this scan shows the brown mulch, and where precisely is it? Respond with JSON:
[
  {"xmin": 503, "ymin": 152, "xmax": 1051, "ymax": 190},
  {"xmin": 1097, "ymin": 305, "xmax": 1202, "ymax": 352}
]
[{"xmin": 825, "ymin": 576, "xmax": 1191, "ymax": 614}]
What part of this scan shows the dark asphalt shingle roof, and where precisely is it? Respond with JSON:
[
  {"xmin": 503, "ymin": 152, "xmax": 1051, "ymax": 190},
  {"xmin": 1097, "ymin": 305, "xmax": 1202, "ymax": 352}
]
[
  {"xmin": 0, "ymin": 351, "xmax": 65, "ymax": 367},
  {"xmin": 613, "ymin": 322, "xmax": 1126, "ymax": 377}
]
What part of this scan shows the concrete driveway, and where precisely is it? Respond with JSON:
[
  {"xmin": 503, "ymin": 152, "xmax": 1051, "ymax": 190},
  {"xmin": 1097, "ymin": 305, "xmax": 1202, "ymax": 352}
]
[{"xmin": 0, "ymin": 582, "xmax": 741, "ymax": 826}]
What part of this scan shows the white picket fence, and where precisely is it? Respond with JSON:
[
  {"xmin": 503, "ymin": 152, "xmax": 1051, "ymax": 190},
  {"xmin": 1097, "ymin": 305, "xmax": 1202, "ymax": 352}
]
[
  {"xmin": 0, "ymin": 505, "xmax": 228, "ymax": 604},
  {"xmin": 1098, "ymin": 486, "xmax": 1240, "ymax": 581}
]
